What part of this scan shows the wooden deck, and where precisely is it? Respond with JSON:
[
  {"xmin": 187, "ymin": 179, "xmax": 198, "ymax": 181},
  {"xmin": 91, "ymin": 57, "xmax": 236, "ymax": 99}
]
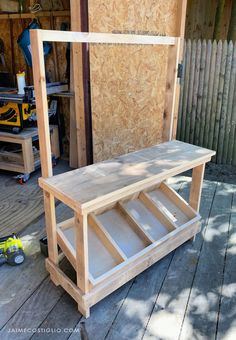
[{"xmin": 0, "ymin": 163, "xmax": 235, "ymax": 340}]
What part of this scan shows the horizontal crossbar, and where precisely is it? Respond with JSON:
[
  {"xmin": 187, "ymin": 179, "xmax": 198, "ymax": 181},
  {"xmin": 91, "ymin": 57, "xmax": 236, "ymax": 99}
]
[{"xmin": 32, "ymin": 29, "xmax": 177, "ymax": 45}]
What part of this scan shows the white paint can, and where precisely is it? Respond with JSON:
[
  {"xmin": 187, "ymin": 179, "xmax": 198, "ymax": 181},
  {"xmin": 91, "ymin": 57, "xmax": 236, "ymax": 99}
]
[{"xmin": 17, "ymin": 72, "xmax": 26, "ymax": 94}]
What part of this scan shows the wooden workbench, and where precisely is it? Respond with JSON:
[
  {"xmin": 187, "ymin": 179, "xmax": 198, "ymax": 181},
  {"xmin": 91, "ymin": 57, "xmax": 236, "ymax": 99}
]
[
  {"xmin": 0, "ymin": 126, "xmax": 60, "ymax": 174},
  {"xmin": 39, "ymin": 140, "xmax": 215, "ymax": 317}
]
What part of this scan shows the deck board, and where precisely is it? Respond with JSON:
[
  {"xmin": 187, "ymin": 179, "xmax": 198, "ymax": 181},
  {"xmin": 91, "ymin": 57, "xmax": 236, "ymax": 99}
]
[
  {"xmin": 0, "ymin": 170, "xmax": 235, "ymax": 340},
  {"xmin": 179, "ymin": 183, "xmax": 233, "ymax": 340},
  {"xmin": 216, "ymin": 191, "xmax": 236, "ymax": 340},
  {"xmin": 0, "ymin": 161, "xmax": 69, "ymax": 235}
]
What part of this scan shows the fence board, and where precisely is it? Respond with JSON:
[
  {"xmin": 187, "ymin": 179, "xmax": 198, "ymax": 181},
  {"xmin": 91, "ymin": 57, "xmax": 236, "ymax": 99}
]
[
  {"xmin": 180, "ymin": 40, "xmax": 191, "ymax": 141},
  {"xmin": 190, "ymin": 39, "xmax": 201, "ymax": 144},
  {"xmin": 225, "ymin": 42, "xmax": 236, "ymax": 164},
  {"xmin": 178, "ymin": 39, "xmax": 236, "ymax": 165},
  {"xmin": 208, "ymin": 40, "xmax": 223, "ymax": 151},
  {"xmin": 212, "ymin": 41, "xmax": 228, "ymax": 161},
  {"xmin": 194, "ymin": 40, "xmax": 206, "ymax": 145},
  {"xmin": 185, "ymin": 40, "xmax": 197, "ymax": 142},
  {"xmin": 199, "ymin": 40, "xmax": 212, "ymax": 146},
  {"xmin": 217, "ymin": 41, "xmax": 234, "ymax": 163},
  {"xmin": 203, "ymin": 40, "xmax": 217, "ymax": 148},
  {"xmin": 177, "ymin": 43, "xmax": 186, "ymax": 140}
]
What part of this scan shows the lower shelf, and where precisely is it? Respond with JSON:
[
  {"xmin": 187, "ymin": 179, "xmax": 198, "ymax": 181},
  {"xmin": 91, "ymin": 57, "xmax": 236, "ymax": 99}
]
[{"xmin": 56, "ymin": 182, "xmax": 201, "ymax": 286}]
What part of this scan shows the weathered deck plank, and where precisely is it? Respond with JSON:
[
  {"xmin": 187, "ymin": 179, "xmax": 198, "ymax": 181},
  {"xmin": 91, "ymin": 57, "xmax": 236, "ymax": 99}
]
[
  {"xmin": 0, "ymin": 161, "xmax": 70, "ymax": 235},
  {"xmin": 216, "ymin": 191, "xmax": 236, "ymax": 340},
  {"xmin": 179, "ymin": 183, "xmax": 233, "ymax": 340},
  {"xmin": 0, "ymin": 203, "xmax": 72, "ymax": 334}
]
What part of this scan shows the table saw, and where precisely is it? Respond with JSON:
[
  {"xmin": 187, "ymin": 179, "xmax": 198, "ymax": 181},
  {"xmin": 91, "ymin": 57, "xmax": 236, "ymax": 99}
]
[{"xmin": 0, "ymin": 82, "xmax": 69, "ymax": 133}]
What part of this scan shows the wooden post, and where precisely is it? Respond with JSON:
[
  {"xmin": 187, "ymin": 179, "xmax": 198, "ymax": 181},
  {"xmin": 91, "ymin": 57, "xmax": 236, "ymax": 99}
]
[
  {"xmin": 50, "ymin": 126, "xmax": 60, "ymax": 159},
  {"xmin": 22, "ymin": 138, "xmax": 34, "ymax": 174},
  {"xmin": 189, "ymin": 163, "xmax": 205, "ymax": 212},
  {"xmin": 171, "ymin": 0, "xmax": 188, "ymax": 139},
  {"xmin": 30, "ymin": 29, "xmax": 52, "ymax": 178},
  {"xmin": 44, "ymin": 191, "xmax": 59, "ymax": 266},
  {"xmin": 162, "ymin": 39, "xmax": 181, "ymax": 141},
  {"xmin": 70, "ymin": 0, "xmax": 87, "ymax": 168},
  {"xmin": 75, "ymin": 212, "xmax": 89, "ymax": 311}
]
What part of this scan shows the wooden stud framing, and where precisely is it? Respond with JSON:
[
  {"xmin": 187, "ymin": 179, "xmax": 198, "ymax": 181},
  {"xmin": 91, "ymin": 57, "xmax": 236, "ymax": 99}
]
[{"xmin": 31, "ymin": 28, "xmax": 178, "ymax": 180}]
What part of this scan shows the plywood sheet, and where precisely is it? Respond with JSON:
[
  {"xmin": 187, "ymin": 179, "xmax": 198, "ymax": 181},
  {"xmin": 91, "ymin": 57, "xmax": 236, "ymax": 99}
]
[
  {"xmin": 88, "ymin": 0, "xmax": 179, "ymax": 162},
  {"xmin": 149, "ymin": 189, "xmax": 189, "ymax": 227},
  {"xmin": 97, "ymin": 208, "xmax": 146, "ymax": 258},
  {"xmin": 62, "ymin": 225, "xmax": 118, "ymax": 279}
]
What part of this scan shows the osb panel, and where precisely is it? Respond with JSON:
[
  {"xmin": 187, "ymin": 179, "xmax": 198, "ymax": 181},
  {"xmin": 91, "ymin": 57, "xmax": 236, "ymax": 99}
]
[{"xmin": 88, "ymin": 0, "xmax": 179, "ymax": 162}]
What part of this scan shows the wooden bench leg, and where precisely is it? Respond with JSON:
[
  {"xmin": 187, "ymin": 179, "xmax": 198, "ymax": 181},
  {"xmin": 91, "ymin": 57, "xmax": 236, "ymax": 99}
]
[
  {"xmin": 50, "ymin": 126, "xmax": 60, "ymax": 159},
  {"xmin": 189, "ymin": 163, "xmax": 205, "ymax": 242},
  {"xmin": 189, "ymin": 163, "xmax": 205, "ymax": 212},
  {"xmin": 75, "ymin": 212, "xmax": 90, "ymax": 316},
  {"xmin": 22, "ymin": 138, "xmax": 34, "ymax": 174},
  {"xmin": 44, "ymin": 191, "xmax": 59, "ymax": 272}
]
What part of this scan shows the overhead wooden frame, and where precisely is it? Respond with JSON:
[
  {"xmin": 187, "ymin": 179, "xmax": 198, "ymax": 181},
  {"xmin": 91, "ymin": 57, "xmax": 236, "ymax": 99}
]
[{"xmin": 30, "ymin": 29, "xmax": 180, "ymax": 178}]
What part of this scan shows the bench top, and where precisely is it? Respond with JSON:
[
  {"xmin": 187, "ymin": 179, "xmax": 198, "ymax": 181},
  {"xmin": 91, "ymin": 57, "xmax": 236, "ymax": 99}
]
[
  {"xmin": 0, "ymin": 125, "xmax": 56, "ymax": 140},
  {"xmin": 39, "ymin": 140, "xmax": 215, "ymax": 213}
]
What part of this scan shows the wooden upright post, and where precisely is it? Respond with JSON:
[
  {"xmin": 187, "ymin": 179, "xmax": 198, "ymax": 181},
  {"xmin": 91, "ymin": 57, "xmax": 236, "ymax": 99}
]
[
  {"xmin": 163, "ymin": 0, "xmax": 188, "ymax": 141},
  {"xmin": 70, "ymin": 0, "xmax": 87, "ymax": 168},
  {"xmin": 162, "ymin": 39, "xmax": 181, "ymax": 141},
  {"xmin": 172, "ymin": 0, "xmax": 188, "ymax": 139},
  {"xmin": 31, "ymin": 29, "xmax": 58, "ymax": 266},
  {"xmin": 75, "ymin": 212, "xmax": 90, "ymax": 316},
  {"xmin": 189, "ymin": 164, "xmax": 205, "ymax": 212},
  {"xmin": 30, "ymin": 29, "xmax": 52, "ymax": 178}
]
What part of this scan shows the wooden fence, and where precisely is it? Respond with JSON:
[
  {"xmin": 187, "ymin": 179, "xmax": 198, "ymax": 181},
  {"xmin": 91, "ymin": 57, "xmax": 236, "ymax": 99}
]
[{"xmin": 177, "ymin": 39, "xmax": 236, "ymax": 165}]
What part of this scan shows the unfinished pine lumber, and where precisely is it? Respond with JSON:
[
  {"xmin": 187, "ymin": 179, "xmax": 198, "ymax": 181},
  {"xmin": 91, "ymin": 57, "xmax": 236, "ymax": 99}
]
[{"xmin": 31, "ymin": 29, "xmax": 215, "ymax": 317}]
